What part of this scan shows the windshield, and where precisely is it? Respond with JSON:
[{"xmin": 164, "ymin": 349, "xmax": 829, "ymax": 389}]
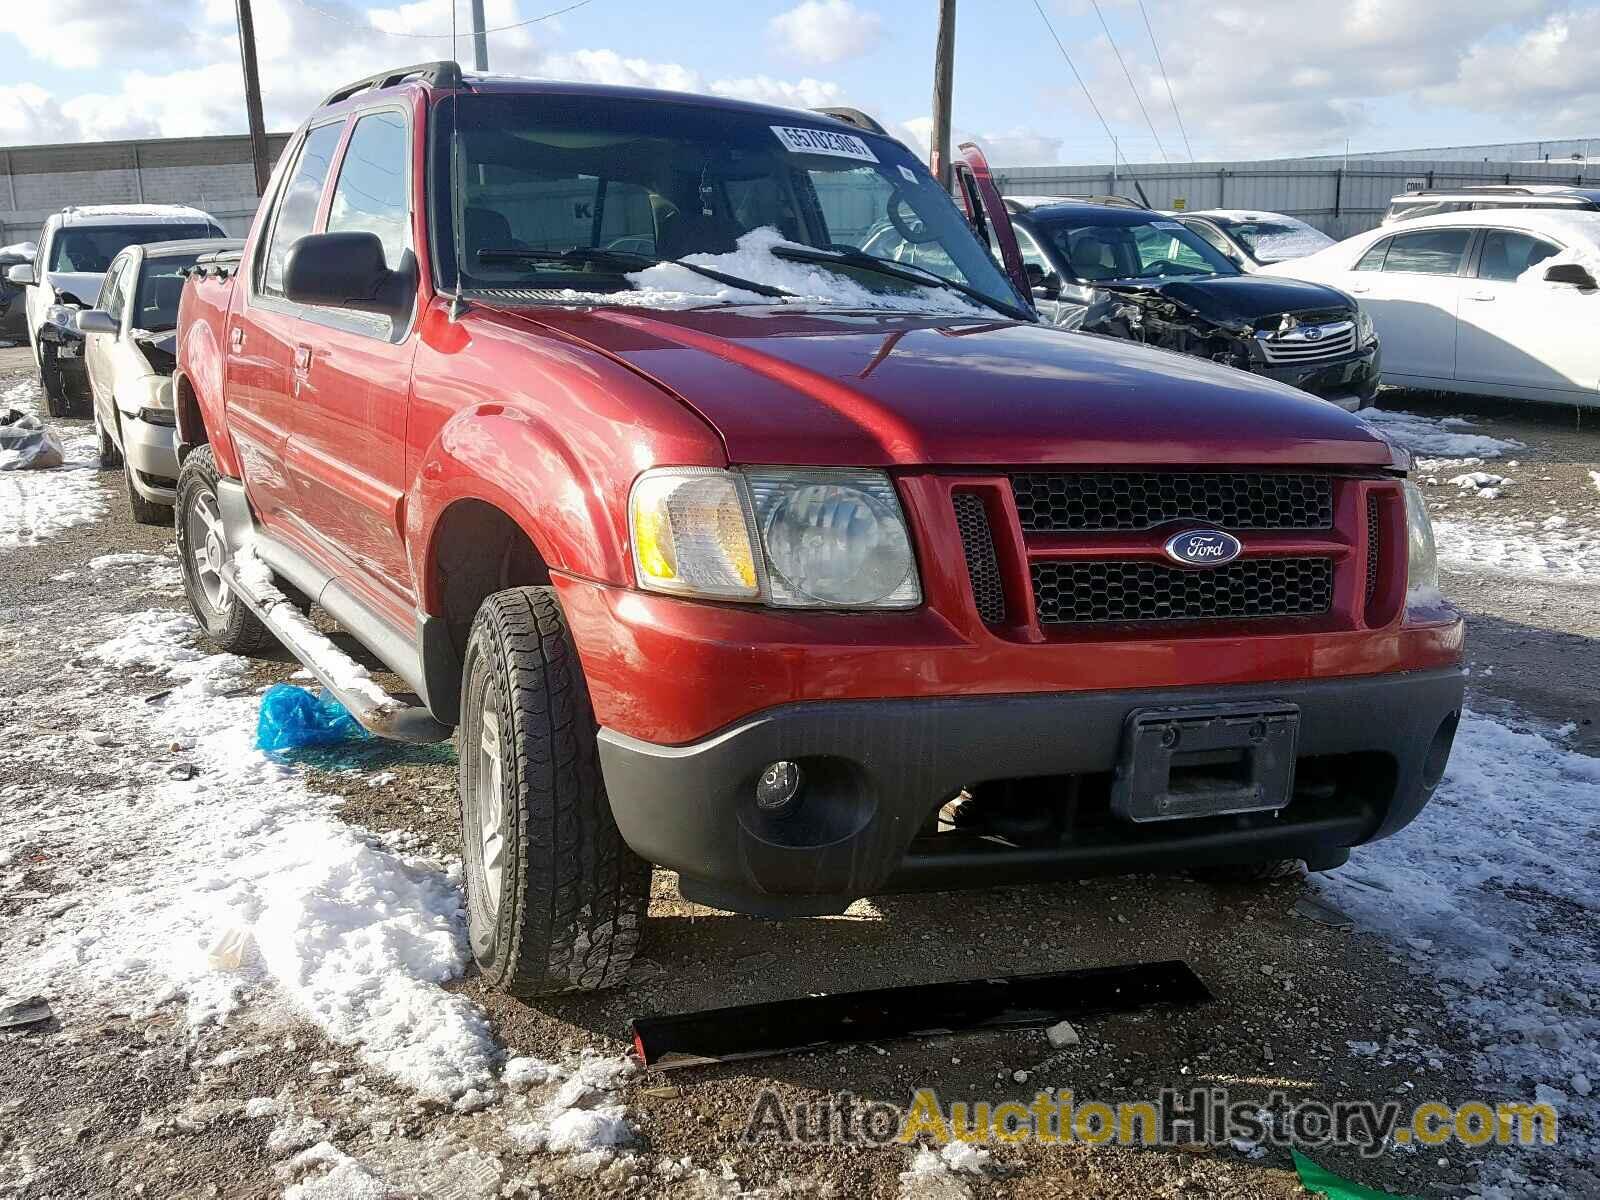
[
  {"xmin": 49, "ymin": 224, "xmax": 218, "ymax": 274},
  {"xmin": 428, "ymin": 93, "xmax": 1020, "ymax": 313},
  {"xmin": 1213, "ymin": 216, "xmax": 1334, "ymax": 263},
  {"xmin": 1035, "ymin": 215, "xmax": 1239, "ymax": 283},
  {"xmin": 133, "ymin": 252, "xmax": 205, "ymax": 331}
]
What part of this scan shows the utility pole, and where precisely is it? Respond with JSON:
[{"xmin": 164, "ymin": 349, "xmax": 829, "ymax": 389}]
[
  {"xmin": 470, "ymin": 0, "xmax": 489, "ymax": 71},
  {"xmin": 931, "ymin": 0, "xmax": 956, "ymax": 188},
  {"xmin": 234, "ymin": 0, "xmax": 271, "ymax": 196}
]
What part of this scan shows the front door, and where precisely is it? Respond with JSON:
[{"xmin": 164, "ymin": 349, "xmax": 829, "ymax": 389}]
[
  {"xmin": 84, "ymin": 251, "xmax": 135, "ymax": 433},
  {"xmin": 1454, "ymin": 228, "xmax": 1600, "ymax": 398},
  {"xmin": 228, "ymin": 118, "xmax": 348, "ymax": 523},
  {"xmin": 1341, "ymin": 226, "xmax": 1471, "ymax": 380},
  {"xmin": 953, "ymin": 142, "xmax": 1033, "ymax": 308},
  {"xmin": 284, "ymin": 108, "xmax": 419, "ymax": 617}
]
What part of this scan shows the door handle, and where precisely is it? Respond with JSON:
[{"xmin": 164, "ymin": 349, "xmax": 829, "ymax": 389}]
[
  {"xmin": 1347, "ymin": 285, "xmax": 1371, "ymax": 294},
  {"xmin": 293, "ymin": 346, "xmax": 312, "ymax": 372},
  {"xmin": 229, "ymin": 326, "xmax": 244, "ymax": 352},
  {"xmin": 1465, "ymin": 292, "xmax": 1496, "ymax": 302}
]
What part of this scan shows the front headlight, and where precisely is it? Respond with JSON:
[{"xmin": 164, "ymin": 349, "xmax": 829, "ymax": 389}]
[
  {"xmin": 1402, "ymin": 481, "xmax": 1441, "ymax": 602},
  {"xmin": 1357, "ymin": 308, "xmax": 1377, "ymax": 346},
  {"xmin": 628, "ymin": 467, "xmax": 922, "ymax": 609},
  {"xmin": 745, "ymin": 469, "xmax": 920, "ymax": 608}
]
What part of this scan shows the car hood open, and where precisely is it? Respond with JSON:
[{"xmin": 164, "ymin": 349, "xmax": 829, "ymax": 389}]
[
  {"xmin": 43, "ymin": 270, "xmax": 106, "ymax": 308},
  {"xmin": 493, "ymin": 304, "xmax": 1399, "ymax": 469}
]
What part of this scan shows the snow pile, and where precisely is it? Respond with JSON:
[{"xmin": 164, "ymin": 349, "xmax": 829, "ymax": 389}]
[
  {"xmin": 1361, "ymin": 408, "xmax": 1520, "ymax": 460},
  {"xmin": 897, "ymin": 1141, "xmax": 993, "ymax": 1200},
  {"xmin": 1, "ymin": 610, "xmax": 498, "ymax": 1102},
  {"xmin": 543, "ymin": 227, "xmax": 990, "ymax": 316},
  {"xmin": 506, "ymin": 1053, "xmax": 639, "ymax": 1155},
  {"xmin": 1319, "ymin": 712, "xmax": 1600, "ymax": 1186},
  {"xmin": 1433, "ymin": 515, "xmax": 1600, "ymax": 581},
  {"xmin": 1446, "ymin": 470, "xmax": 1512, "ymax": 499},
  {"xmin": 0, "ymin": 378, "xmax": 107, "ymax": 547}
]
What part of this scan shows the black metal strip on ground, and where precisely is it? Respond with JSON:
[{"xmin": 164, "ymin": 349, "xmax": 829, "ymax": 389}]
[{"xmin": 631, "ymin": 960, "xmax": 1211, "ymax": 1069}]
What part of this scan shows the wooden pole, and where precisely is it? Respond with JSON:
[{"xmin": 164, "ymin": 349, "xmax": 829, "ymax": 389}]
[
  {"xmin": 931, "ymin": 0, "xmax": 956, "ymax": 188},
  {"xmin": 235, "ymin": 0, "xmax": 271, "ymax": 196},
  {"xmin": 471, "ymin": 0, "xmax": 489, "ymax": 71}
]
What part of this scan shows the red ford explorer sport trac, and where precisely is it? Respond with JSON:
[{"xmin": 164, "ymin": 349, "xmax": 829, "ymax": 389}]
[{"xmin": 173, "ymin": 62, "xmax": 1465, "ymax": 995}]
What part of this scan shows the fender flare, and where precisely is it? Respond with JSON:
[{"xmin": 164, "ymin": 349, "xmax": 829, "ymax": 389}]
[
  {"xmin": 174, "ymin": 316, "xmax": 240, "ymax": 475},
  {"xmin": 408, "ymin": 404, "xmax": 633, "ymax": 615}
]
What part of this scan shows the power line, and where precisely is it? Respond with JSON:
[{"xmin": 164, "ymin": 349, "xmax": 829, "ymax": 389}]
[
  {"xmin": 1136, "ymin": 0, "xmax": 1193, "ymax": 161},
  {"xmin": 1087, "ymin": 0, "xmax": 1168, "ymax": 164},
  {"xmin": 1027, "ymin": 0, "xmax": 1132, "ymax": 176},
  {"xmin": 284, "ymin": 0, "xmax": 595, "ymax": 41}
]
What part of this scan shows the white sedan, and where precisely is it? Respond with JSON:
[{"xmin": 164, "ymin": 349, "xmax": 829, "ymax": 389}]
[{"xmin": 1262, "ymin": 210, "xmax": 1600, "ymax": 407}]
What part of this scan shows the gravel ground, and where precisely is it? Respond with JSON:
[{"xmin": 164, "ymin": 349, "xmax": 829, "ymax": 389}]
[{"xmin": 1, "ymin": 358, "xmax": 1596, "ymax": 1199}]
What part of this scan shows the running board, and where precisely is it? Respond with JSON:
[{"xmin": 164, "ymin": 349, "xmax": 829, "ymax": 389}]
[{"xmin": 220, "ymin": 552, "xmax": 452, "ymax": 744}]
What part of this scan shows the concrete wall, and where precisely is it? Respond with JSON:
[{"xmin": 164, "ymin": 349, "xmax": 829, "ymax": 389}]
[
  {"xmin": 994, "ymin": 157, "xmax": 1600, "ymax": 241},
  {"xmin": 0, "ymin": 132, "xmax": 292, "ymax": 247}
]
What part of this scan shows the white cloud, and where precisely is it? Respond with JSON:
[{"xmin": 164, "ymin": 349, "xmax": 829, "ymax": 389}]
[
  {"xmin": 709, "ymin": 75, "xmax": 842, "ymax": 110},
  {"xmin": 0, "ymin": 84, "xmax": 79, "ymax": 145},
  {"xmin": 897, "ymin": 116, "xmax": 1064, "ymax": 169},
  {"xmin": 769, "ymin": 0, "xmax": 884, "ymax": 66},
  {"xmin": 8, "ymin": 0, "xmax": 195, "ymax": 70}
]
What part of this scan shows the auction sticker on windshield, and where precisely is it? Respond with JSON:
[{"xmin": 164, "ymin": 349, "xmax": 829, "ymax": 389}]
[{"xmin": 771, "ymin": 125, "xmax": 880, "ymax": 163}]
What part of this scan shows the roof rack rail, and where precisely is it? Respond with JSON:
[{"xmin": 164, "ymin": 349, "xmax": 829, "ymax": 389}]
[
  {"xmin": 1406, "ymin": 185, "xmax": 1535, "ymax": 197},
  {"xmin": 811, "ymin": 107, "xmax": 887, "ymax": 136},
  {"xmin": 320, "ymin": 61, "xmax": 463, "ymax": 108}
]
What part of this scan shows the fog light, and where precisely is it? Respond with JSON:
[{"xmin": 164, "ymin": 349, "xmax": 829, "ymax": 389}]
[{"xmin": 755, "ymin": 761, "xmax": 804, "ymax": 813}]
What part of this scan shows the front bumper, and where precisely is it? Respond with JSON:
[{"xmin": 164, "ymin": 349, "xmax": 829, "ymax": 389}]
[
  {"xmin": 598, "ymin": 666, "xmax": 1465, "ymax": 915},
  {"xmin": 120, "ymin": 411, "xmax": 179, "ymax": 503},
  {"xmin": 1256, "ymin": 343, "xmax": 1381, "ymax": 410}
]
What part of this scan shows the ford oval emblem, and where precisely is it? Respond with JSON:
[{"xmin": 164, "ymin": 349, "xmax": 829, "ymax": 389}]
[{"xmin": 1164, "ymin": 529, "xmax": 1243, "ymax": 567}]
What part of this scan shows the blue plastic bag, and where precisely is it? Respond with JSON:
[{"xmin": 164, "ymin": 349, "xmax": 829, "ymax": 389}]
[{"xmin": 256, "ymin": 683, "xmax": 368, "ymax": 752}]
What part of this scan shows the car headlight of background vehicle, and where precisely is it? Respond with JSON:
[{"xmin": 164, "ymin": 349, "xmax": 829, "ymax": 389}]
[
  {"xmin": 629, "ymin": 467, "xmax": 921, "ymax": 609},
  {"xmin": 1357, "ymin": 308, "xmax": 1377, "ymax": 347},
  {"xmin": 1402, "ymin": 481, "xmax": 1441, "ymax": 601}
]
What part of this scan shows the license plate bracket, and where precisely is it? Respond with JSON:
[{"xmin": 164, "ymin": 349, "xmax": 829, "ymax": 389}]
[{"xmin": 1111, "ymin": 702, "xmax": 1299, "ymax": 824}]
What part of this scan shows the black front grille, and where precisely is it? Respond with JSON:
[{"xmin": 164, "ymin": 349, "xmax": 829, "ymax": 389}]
[
  {"xmin": 1011, "ymin": 472, "xmax": 1334, "ymax": 533},
  {"xmin": 1365, "ymin": 494, "xmax": 1381, "ymax": 607},
  {"xmin": 953, "ymin": 494, "xmax": 1006, "ymax": 624},
  {"xmin": 1031, "ymin": 557, "xmax": 1334, "ymax": 624}
]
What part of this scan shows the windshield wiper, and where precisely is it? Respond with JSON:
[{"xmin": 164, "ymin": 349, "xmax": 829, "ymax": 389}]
[
  {"xmin": 475, "ymin": 247, "xmax": 794, "ymax": 299},
  {"xmin": 768, "ymin": 244, "xmax": 1033, "ymax": 322}
]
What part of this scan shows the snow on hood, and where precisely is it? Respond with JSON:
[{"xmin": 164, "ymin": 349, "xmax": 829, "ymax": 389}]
[
  {"xmin": 548, "ymin": 227, "xmax": 989, "ymax": 316},
  {"xmin": 44, "ymin": 269, "xmax": 106, "ymax": 306},
  {"xmin": 0, "ymin": 241, "xmax": 36, "ymax": 259}
]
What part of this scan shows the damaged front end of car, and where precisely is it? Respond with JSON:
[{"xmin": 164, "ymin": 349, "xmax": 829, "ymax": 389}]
[{"xmin": 1082, "ymin": 287, "xmax": 1381, "ymax": 411}]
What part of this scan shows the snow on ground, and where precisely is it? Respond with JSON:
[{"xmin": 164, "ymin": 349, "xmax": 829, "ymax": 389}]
[
  {"xmin": 0, "ymin": 597, "xmax": 648, "ymax": 1191},
  {"xmin": 1319, "ymin": 712, "xmax": 1600, "ymax": 1193},
  {"xmin": 1433, "ymin": 515, "xmax": 1600, "ymax": 581},
  {"xmin": 1362, "ymin": 407, "xmax": 1521, "ymax": 460},
  {"xmin": 0, "ymin": 378, "xmax": 107, "ymax": 547}
]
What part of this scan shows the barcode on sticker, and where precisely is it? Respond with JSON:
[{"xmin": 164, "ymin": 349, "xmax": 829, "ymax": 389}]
[{"xmin": 771, "ymin": 125, "xmax": 880, "ymax": 163}]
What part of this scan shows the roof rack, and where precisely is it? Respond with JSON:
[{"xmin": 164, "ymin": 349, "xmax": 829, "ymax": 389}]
[
  {"xmin": 1403, "ymin": 186, "xmax": 1538, "ymax": 197},
  {"xmin": 1005, "ymin": 194, "xmax": 1147, "ymax": 213},
  {"xmin": 811, "ymin": 107, "xmax": 887, "ymax": 136},
  {"xmin": 320, "ymin": 61, "xmax": 463, "ymax": 108}
]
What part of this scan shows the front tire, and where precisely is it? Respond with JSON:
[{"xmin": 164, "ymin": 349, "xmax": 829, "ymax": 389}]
[
  {"xmin": 176, "ymin": 446, "xmax": 271, "ymax": 655},
  {"xmin": 459, "ymin": 587, "xmax": 648, "ymax": 995},
  {"xmin": 39, "ymin": 345, "xmax": 74, "ymax": 418},
  {"xmin": 95, "ymin": 409, "xmax": 122, "ymax": 468},
  {"xmin": 125, "ymin": 454, "xmax": 170, "ymax": 526}
]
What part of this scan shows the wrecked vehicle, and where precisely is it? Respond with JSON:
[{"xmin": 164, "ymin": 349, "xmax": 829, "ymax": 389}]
[
  {"xmin": 175, "ymin": 63, "xmax": 1464, "ymax": 996},
  {"xmin": 1001, "ymin": 198, "xmax": 1380, "ymax": 411},
  {"xmin": 76, "ymin": 238, "xmax": 242, "ymax": 522},
  {"xmin": 0, "ymin": 242, "xmax": 34, "ymax": 344},
  {"xmin": 6, "ymin": 205, "xmax": 224, "ymax": 417}
]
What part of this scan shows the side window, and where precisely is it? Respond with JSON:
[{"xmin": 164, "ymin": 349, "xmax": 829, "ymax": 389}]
[
  {"xmin": 1380, "ymin": 228, "xmax": 1472, "ymax": 276},
  {"xmin": 1475, "ymin": 230, "xmax": 1560, "ymax": 283},
  {"xmin": 326, "ymin": 111, "xmax": 411, "ymax": 270},
  {"xmin": 95, "ymin": 255, "xmax": 129, "ymax": 313},
  {"xmin": 260, "ymin": 121, "xmax": 347, "ymax": 297},
  {"xmin": 1354, "ymin": 239, "xmax": 1390, "ymax": 271},
  {"xmin": 1187, "ymin": 221, "xmax": 1234, "ymax": 257},
  {"xmin": 1012, "ymin": 227, "xmax": 1054, "ymax": 280}
]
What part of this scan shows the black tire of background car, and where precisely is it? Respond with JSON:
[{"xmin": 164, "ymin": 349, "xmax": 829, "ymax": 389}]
[
  {"xmin": 95, "ymin": 410, "xmax": 122, "ymax": 469},
  {"xmin": 459, "ymin": 586, "xmax": 648, "ymax": 995},
  {"xmin": 175, "ymin": 446, "xmax": 273, "ymax": 655},
  {"xmin": 124, "ymin": 455, "xmax": 169, "ymax": 526},
  {"xmin": 1190, "ymin": 858, "xmax": 1306, "ymax": 884},
  {"xmin": 38, "ymin": 345, "xmax": 80, "ymax": 419}
]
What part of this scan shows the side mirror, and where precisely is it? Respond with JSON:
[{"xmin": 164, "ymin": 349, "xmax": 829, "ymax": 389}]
[
  {"xmin": 1026, "ymin": 262, "xmax": 1061, "ymax": 299},
  {"xmin": 1544, "ymin": 261, "xmax": 1597, "ymax": 289},
  {"xmin": 283, "ymin": 232, "xmax": 413, "ymax": 320},
  {"xmin": 6, "ymin": 263, "xmax": 36, "ymax": 286},
  {"xmin": 76, "ymin": 309, "xmax": 119, "ymax": 336}
]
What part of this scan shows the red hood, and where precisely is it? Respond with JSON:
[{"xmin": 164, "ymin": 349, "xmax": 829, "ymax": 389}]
[{"xmin": 484, "ymin": 304, "xmax": 1399, "ymax": 469}]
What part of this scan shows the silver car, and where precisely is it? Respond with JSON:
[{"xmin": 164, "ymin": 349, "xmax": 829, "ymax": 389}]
[{"xmin": 76, "ymin": 238, "xmax": 242, "ymax": 523}]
